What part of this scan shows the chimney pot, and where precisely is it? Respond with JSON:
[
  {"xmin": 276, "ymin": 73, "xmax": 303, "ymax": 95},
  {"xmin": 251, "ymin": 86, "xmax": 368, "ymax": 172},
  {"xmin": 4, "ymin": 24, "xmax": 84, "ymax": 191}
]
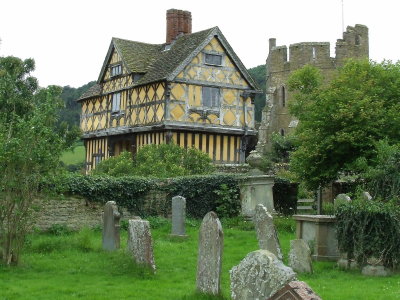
[{"xmin": 166, "ymin": 9, "xmax": 192, "ymax": 44}]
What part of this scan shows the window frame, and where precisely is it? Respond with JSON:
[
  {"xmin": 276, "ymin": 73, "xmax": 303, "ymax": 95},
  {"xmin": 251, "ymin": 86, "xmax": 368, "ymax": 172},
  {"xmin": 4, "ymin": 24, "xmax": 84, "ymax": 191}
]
[
  {"xmin": 204, "ymin": 53, "xmax": 223, "ymax": 66},
  {"xmin": 111, "ymin": 92, "xmax": 121, "ymax": 113},
  {"xmin": 110, "ymin": 64, "xmax": 122, "ymax": 77},
  {"xmin": 202, "ymin": 86, "xmax": 220, "ymax": 108}
]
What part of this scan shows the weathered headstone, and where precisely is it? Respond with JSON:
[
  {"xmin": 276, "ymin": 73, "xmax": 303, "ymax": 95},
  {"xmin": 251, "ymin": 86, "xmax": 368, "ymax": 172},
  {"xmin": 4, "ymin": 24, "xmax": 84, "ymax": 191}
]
[
  {"xmin": 171, "ymin": 196, "xmax": 187, "ymax": 237},
  {"xmin": 127, "ymin": 219, "xmax": 156, "ymax": 272},
  {"xmin": 196, "ymin": 211, "xmax": 223, "ymax": 295},
  {"xmin": 361, "ymin": 257, "xmax": 390, "ymax": 277},
  {"xmin": 334, "ymin": 194, "xmax": 351, "ymax": 209},
  {"xmin": 288, "ymin": 239, "xmax": 313, "ymax": 273},
  {"xmin": 269, "ymin": 280, "xmax": 322, "ymax": 300},
  {"xmin": 102, "ymin": 201, "xmax": 120, "ymax": 251},
  {"xmin": 362, "ymin": 191, "xmax": 373, "ymax": 201},
  {"xmin": 254, "ymin": 204, "xmax": 283, "ymax": 260},
  {"xmin": 230, "ymin": 250, "xmax": 296, "ymax": 300},
  {"xmin": 337, "ymin": 252, "xmax": 358, "ymax": 270}
]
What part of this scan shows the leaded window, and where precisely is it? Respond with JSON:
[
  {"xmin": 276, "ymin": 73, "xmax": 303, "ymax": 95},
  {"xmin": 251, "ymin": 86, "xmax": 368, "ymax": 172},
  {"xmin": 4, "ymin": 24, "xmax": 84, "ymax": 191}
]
[
  {"xmin": 111, "ymin": 93, "xmax": 121, "ymax": 112},
  {"xmin": 202, "ymin": 87, "xmax": 220, "ymax": 108},
  {"xmin": 204, "ymin": 53, "xmax": 222, "ymax": 66}
]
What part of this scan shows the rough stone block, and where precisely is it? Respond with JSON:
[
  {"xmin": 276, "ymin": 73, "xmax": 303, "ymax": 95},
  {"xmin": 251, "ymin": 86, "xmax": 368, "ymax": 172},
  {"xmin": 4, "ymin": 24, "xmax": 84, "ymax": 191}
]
[
  {"xmin": 230, "ymin": 250, "xmax": 296, "ymax": 300},
  {"xmin": 288, "ymin": 239, "xmax": 313, "ymax": 273},
  {"xmin": 196, "ymin": 211, "xmax": 223, "ymax": 295}
]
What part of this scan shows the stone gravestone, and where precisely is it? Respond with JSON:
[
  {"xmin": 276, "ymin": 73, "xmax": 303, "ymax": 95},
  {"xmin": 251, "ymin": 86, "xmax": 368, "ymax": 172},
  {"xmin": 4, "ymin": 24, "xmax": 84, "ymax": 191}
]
[
  {"xmin": 127, "ymin": 219, "xmax": 156, "ymax": 272},
  {"xmin": 230, "ymin": 250, "xmax": 296, "ymax": 300},
  {"xmin": 288, "ymin": 239, "xmax": 313, "ymax": 273},
  {"xmin": 362, "ymin": 191, "xmax": 373, "ymax": 201},
  {"xmin": 102, "ymin": 201, "xmax": 121, "ymax": 251},
  {"xmin": 269, "ymin": 280, "xmax": 322, "ymax": 300},
  {"xmin": 334, "ymin": 194, "xmax": 351, "ymax": 209},
  {"xmin": 254, "ymin": 204, "xmax": 283, "ymax": 260},
  {"xmin": 196, "ymin": 211, "xmax": 224, "ymax": 295},
  {"xmin": 361, "ymin": 257, "xmax": 391, "ymax": 277},
  {"xmin": 171, "ymin": 196, "xmax": 187, "ymax": 237}
]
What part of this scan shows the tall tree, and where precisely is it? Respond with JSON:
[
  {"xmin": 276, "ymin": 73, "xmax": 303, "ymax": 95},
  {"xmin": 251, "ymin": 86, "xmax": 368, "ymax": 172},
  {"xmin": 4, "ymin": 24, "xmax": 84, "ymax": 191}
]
[
  {"xmin": 288, "ymin": 60, "xmax": 400, "ymax": 189},
  {"xmin": 0, "ymin": 56, "xmax": 77, "ymax": 265}
]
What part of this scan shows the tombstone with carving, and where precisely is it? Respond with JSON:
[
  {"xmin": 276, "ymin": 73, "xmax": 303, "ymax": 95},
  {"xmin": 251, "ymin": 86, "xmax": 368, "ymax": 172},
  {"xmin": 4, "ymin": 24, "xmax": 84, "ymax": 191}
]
[{"xmin": 102, "ymin": 201, "xmax": 121, "ymax": 251}]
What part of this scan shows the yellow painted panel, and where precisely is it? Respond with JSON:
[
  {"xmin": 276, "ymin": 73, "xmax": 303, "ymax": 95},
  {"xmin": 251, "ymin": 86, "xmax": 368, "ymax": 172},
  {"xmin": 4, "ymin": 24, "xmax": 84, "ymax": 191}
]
[
  {"xmin": 82, "ymin": 102, "xmax": 87, "ymax": 112},
  {"xmin": 88, "ymin": 102, "xmax": 93, "ymax": 112},
  {"xmin": 223, "ymin": 90, "xmax": 235, "ymax": 105},
  {"xmin": 194, "ymin": 134, "xmax": 199, "ymax": 149},
  {"xmin": 171, "ymin": 84, "xmax": 185, "ymax": 100},
  {"xmin": 201, "ymin": 69, "xmax": 210, "ymax": 81},
  {"xmin": 215, "ymin": 135, "xmax": 221, "ymax": 161},
  {"xmin": 188, "ymin": 85, "xmax": 194, "ymax": 106},
  {"xmin": 188, "ymin": 67, "xmax": 197, "ymax": 79},
  {"xmin": 189, "ymin": 113, "xmax": 200, "ymax": 122},
  {"xmin": 225, "ymin": 57, "xmax": 234, "ymax": 68},
  {"xmin": 195, "ymin": 86, "xmax": 201, "ymax": 106},
  {"xmin": 93, "ymin": 117, "xmax": 99, "ymax": 130},
  {"xmin": 139, "ymin": 88, "xmax": 146, "ymax": 101},
  {"xmin": 240, "ymin": 113, "xmax": 245, "ymax": 126},
  {"xmin": 179, "ymin": 133, "xmax": 185, "ymax": 148},
  {"xmin": 210, "ymin": 38, "xmax": 224, "ymax": 52},
  {"xmin": 155, "ymin": 85, "xmax": 164, "ymax": 100},
  {"xmin": 156, "ymin": 106, "xmax": 164, "ymax": 121},
  {"xmin": 112, "ymin": 119, "xmax": 117, "ymax": 127},
  {"xmin": 208, "ymin": 114, "xmax": 219, "ymax": 125},
  {"xmin": 120, "ymin": 117, "xmax": 125, "ymax": 126},
  {"xmin": 230, "ymin": 136, "xmax": 235, "ymax": 162},
  {"xmin": 132, "ymin": 89, "xmax": 138, "ymax": 104},
  {"xmin": 172, "ymin": 132, "xmax": 178, "ymax": 144},
  {"xmin": 87, "ymin": 118, "xmax": 93, "ymax": 131},
  {"xmin": 170, "ymin": 105, "xmax": 184, "ymax": 120},
  {"xmin": 187, "ymin": 133, "xmax": 192, "ymax": 148},
  {"xmin": 147, "ymin": 107, "xmax": 154, "ymax": 123},
  {"xmin": 191, "ymin": 56, "xmax": 199, "ymax": 64},
  {"xmin": 138, "ymin": 109, "xmax": 145, "ymax": 123},
  {"xmin": 202, "ymin": 134, "xmax": 207, "ymax": 153},
  {"xmin": 208, "ymin": 135, "xmax": 214, "ymax": 159},
  {"xmin": 177, "ymin": 71, "xmax": 184, "ymax": 78},
  {"xmin": 223, "ymin": 136, "xmax": 228, "ymax": 162},
  {"xmin": 223, "ymin": 110, "xmax": 236, "ymax": 126},
  {"xmin": 148, "ymin": 86, "xmax": 155, "ymax": 100}
]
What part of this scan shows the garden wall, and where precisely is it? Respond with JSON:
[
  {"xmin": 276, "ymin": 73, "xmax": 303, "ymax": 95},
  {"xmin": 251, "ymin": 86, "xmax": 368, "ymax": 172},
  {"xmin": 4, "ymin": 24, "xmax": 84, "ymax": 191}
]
[{"xmin": 34, "ymin": 189, "xmax": 168, "ymax": 231}]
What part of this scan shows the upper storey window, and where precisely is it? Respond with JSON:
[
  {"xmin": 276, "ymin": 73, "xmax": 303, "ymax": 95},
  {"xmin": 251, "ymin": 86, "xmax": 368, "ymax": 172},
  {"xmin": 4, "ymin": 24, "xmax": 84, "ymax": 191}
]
[
  {"xmin": 110, "ymin": 64, "xmax": 122, "ymax": 77},
  {"xmin": 204, "ymin": 53, "xmax": 222, "ymax": 66},
  {"xmin": 202, "ymin": 87, "xmax": 220, "ymax": 108},
  {"xmin": 111, "ymin": 93, "xmax": 121, "ymax": 113}
]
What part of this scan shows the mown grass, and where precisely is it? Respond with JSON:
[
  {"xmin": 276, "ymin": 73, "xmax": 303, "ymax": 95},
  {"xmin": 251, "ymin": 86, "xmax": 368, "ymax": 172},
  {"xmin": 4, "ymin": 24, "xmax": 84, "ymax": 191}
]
[
  {"xmin": 0, "ymin": 217, "xmax": 399, "ymax": 300},
  {"xmin": 60, "ymin": 144, "xmax": 85, "ymax": 165}
]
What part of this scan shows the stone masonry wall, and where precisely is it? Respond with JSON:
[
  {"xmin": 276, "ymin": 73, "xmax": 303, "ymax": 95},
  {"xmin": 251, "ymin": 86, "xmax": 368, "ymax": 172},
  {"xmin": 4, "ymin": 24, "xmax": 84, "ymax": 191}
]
[{"xmin": 34, "ymin": 189, "xmax": 168, "ymax": 231}]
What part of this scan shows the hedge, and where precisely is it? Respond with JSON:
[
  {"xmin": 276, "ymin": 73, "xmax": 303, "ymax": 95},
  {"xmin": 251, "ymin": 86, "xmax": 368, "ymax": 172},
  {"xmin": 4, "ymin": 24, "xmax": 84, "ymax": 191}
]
[{"xmin": 336, "ymin": 200, "xmax": 400, "ymax": 268}]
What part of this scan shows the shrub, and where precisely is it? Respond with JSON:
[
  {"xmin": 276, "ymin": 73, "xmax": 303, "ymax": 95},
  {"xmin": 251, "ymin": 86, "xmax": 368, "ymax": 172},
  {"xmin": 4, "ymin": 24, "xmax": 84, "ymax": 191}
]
[
  {"xmin": 214, "ymin": 184, "xmax": 241, "ymax": 218},
  {"xmin": 47, "ymin": 224, "xmax": 71, "ymax": 236},
  {"xmin": 273, "ymin": 178, "xmax": 298, "ymax": 216},
  {"xmin": 93, "ymin": 144, "xmax": 215, "ymax": 178},
  {"xmin": 336, "ymin": 200, "xmax": 400, "ymax": 268},
  {"xmin": 75, "ymin": 227, "xmax": 94, "ymax": 252}
]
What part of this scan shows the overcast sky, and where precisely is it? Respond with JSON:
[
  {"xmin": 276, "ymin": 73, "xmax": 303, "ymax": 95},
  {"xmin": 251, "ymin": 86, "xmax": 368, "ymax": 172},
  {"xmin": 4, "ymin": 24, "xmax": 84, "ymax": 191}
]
[{"xmin": 1, "ymin": 0, "xmax": 399, "ymax": 88}]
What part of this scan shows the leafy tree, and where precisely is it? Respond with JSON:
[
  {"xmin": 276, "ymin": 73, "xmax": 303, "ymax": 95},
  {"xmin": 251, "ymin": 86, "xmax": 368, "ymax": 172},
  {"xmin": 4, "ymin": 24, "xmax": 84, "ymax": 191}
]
[
  {"xmin": 0, "ymin": 56, "xmax": 77, "ymax": 265},
  {"xmin": 288, "ymin": 60, "xmax": 400, "ymax": 189},
  {"xmin": 248, "ymin": 64, "xmax": 266, "ymax": 122},
  {"xmin": 93, "ymin": 144, "xmax": 215, "ymax": 178}
]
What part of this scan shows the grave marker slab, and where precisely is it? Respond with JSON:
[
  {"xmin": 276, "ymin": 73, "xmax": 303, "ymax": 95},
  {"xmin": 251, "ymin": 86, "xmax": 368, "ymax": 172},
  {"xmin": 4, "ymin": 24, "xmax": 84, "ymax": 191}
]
[
  {"xmin": 102, "ymin": 201, "xmax": 120, "ymax": 251},
  {"xmin": 269, "ymin": 280, "xmax": 322, "ymax": 300},
  {"xmin": 196, "ymin": 211, "xmax": 223, "ymax": 295},
  {"xmin": 254, "ymin": 204, "xmax": 283, "ymax": 260},
  {"xmin": 127, "ymin": 219, "xmax": 156, "ymax": 272},
  {"xmin": 288, "ymin": 239, "xmax": 313, "ymax": 273},
  {"xmin": 171, "ymin": 196, "xmax": 187, "ymax": 237}
]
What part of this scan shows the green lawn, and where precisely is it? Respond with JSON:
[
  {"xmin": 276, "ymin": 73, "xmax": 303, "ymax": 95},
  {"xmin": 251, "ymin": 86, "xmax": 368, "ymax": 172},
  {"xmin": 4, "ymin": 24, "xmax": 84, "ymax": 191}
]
[
  {"xmin": 0, "ymin": 218, "xmax": 399, "ymax": 300},
  {"xmin": 61, "ymin": 144, "xmax": 85, "ymax": 165}
]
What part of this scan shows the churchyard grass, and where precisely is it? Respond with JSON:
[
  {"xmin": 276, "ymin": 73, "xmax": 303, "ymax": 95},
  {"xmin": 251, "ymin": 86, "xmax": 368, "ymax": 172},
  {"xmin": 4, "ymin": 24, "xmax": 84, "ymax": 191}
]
[{"xmin": 0, "ymin": 217, "xmax": 399, "ymax": 299}]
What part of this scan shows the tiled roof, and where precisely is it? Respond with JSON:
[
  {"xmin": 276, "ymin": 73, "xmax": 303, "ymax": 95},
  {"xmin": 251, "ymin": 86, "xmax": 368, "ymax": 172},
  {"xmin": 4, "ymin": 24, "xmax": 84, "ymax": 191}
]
[
  {"xmin": 78, "ymin": 84, "xmax": 101, "ymax": 100},
  {"xmin": 79, "ymin": 26, "xmax": 259, "ymax": 101}
]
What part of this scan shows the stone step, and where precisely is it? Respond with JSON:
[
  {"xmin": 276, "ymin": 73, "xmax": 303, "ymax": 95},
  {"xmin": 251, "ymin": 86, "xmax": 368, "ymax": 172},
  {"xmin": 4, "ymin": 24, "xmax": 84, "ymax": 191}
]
[
  {"xmin": 297, "ymin": 206, "xmax": 313, "ymax": 210},
  {"xmin": 297, "ymin": 198, "xmax": 314, "ymax": 203}
]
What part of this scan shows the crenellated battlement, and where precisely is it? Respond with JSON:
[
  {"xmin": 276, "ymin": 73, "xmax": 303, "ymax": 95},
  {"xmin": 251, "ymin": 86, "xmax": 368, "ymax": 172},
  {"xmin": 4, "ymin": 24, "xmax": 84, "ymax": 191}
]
[{"xmin": 268, "ymin": 24, "xmax": 368, "ymax": 74}]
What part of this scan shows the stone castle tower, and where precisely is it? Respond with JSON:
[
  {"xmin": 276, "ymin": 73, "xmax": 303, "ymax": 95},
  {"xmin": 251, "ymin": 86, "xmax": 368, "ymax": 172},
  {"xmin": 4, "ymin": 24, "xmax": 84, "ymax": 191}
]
[{"xmin": 256, "ymin": 24, "xmax": 369, "ymax": 153}]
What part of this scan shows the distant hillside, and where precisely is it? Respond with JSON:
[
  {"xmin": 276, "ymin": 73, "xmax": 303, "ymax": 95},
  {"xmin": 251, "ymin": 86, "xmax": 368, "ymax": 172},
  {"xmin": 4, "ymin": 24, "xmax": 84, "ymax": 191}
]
[
  {"xmin": 248, "ymin": 64, "xmax": 266, "ymax": 122},
  {"xmin": 59, "ymin": 81, "xmax": 96, "ymax": 128}
]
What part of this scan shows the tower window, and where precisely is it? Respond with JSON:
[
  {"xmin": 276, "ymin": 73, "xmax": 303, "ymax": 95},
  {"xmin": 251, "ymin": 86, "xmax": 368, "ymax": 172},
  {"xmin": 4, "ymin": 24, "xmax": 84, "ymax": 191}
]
[
  {"xmin": 281, "ymin": 86, "xmax": 286, "ymax": 107},
  {"xmin": 202, "ymin": 87, "xmax": 220, "ymax": 107},
  {"xmin": 312, "ymin": 47, "xmax": 316, "ymax": 59},
  {"xmin": 280, "ymin": 129, "xmax": 285, "ymax": 136}
]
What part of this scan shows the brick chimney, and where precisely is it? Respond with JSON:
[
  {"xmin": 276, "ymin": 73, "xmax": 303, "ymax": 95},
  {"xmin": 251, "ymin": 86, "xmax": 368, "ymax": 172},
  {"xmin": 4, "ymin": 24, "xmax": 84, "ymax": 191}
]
[{"xmin": 166, "ymin": 9, "xmax": 192, "ymax": 44}]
